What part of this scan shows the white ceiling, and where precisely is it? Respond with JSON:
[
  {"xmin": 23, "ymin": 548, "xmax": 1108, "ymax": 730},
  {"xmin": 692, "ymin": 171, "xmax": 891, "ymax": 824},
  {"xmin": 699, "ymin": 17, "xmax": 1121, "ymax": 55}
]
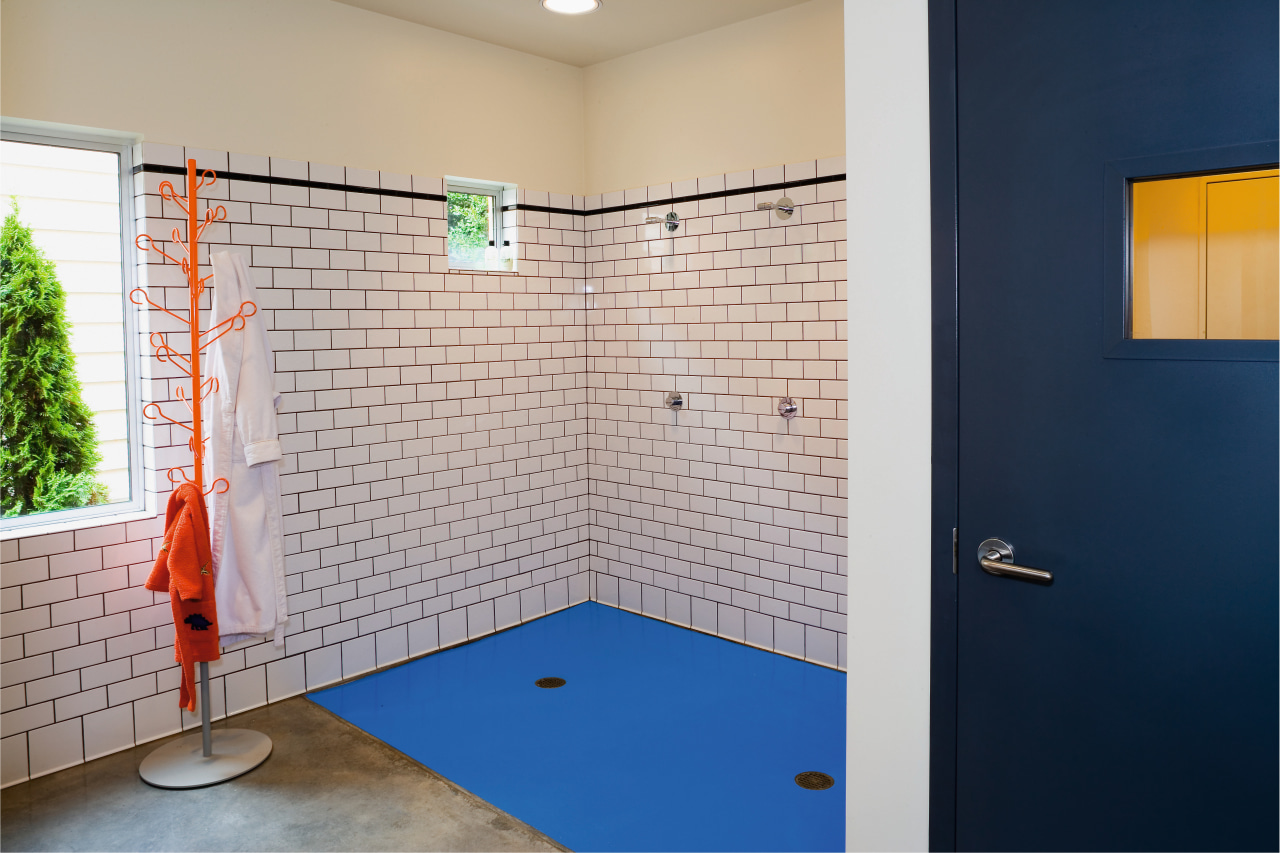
[{"xmin": 332, "ymin": 0, "xmax": 814, "ymax": 67}]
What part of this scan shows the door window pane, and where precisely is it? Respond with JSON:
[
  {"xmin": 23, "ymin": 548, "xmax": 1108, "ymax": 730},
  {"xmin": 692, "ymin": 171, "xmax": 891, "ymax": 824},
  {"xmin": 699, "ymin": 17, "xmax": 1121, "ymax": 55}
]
[
  {"xmin": 1131, "ymin": 168, "xmax": 1278, "ymax": 340},
  {"xmin": 1206, "ymin": 175, "xmax": 1278, "ymax": 339}
]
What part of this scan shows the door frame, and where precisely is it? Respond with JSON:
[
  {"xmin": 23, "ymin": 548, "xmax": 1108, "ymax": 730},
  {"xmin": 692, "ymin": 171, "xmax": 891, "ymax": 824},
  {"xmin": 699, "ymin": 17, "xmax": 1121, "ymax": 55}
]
[{"xmin": 927, "ymin": 1, "xmax": 960, "ymax": 849}]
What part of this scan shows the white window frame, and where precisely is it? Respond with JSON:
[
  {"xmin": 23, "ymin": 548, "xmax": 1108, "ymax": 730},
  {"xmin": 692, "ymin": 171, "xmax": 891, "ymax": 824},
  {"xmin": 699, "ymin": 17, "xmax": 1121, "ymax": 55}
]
[
  {"xmin": 446, "ymin": 176, "xmax": 515, "ymax": 272},
  {"xmin": 0, "ymin": 119, "xmax": 148, "ymax": 537}
]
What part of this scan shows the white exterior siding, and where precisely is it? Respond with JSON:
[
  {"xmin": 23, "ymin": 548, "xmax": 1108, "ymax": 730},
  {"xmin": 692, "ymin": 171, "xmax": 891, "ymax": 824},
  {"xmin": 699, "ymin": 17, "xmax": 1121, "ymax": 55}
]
[{"xmin": 0, "ymin": 141, "xmax": 130, "ymax": 502}]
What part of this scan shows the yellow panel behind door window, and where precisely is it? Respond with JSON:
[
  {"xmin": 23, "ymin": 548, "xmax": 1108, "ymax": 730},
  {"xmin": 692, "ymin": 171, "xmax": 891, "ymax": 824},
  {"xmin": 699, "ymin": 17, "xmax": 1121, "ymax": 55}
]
[{"xmin": 1131, "ymin": 168, "xmax": 1278, "ymax": 340}]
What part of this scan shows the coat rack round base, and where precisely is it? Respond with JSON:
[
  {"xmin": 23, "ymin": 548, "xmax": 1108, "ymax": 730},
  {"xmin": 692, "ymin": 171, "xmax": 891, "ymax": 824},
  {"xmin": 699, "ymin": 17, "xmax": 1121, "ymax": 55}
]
[{"xmin": 139, "ymin": 728, "xmax": 273, "ymax": 789}]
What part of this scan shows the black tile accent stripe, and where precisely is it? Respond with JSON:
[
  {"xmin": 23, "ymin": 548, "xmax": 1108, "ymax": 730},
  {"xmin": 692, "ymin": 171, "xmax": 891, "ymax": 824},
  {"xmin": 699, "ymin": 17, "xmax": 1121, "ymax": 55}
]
[
  {"xmin": 506, "ymin": 173, "xmax": 847, "ymax": 217},
  {"xmin": 135, "ymin": 163, "xmax": 846, "ymax": 217},
  {"xmin": 133, "ymin": 163, "xmax": 448, "ymax": 202}
]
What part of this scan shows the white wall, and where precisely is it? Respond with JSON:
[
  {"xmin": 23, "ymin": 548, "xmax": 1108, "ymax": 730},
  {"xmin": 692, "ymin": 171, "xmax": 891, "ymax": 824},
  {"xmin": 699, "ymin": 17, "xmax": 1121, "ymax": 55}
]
[
  {"xmin": 583, "ymin": 0, "xmax": 844, "ymax": 196},
  {"xmin": 845, "ymin": 0, "xmax": 932, "ymax": 850},
  {"xmin": 0, "ymin": 0, "xmax": 586, "ymax": 194}
]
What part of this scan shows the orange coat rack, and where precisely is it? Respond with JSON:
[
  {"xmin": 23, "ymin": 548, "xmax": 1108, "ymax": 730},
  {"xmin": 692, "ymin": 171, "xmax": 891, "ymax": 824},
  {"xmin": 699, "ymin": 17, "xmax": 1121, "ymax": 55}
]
[
  {"xmin": 132, "ymin": 159, "xmax": 273, "ymax": 788},
  {"xmin": 132, "ymin": 161, "xmax": 254, "ymax": 496}
]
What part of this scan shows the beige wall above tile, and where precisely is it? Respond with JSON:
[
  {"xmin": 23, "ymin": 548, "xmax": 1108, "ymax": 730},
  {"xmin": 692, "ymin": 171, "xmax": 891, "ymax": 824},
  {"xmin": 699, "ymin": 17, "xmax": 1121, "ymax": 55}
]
[
  {"xmin": 1, "ymin": 0, "xmax": 843, "ymax": 198},
  {"xmin": 0, "ymin": 0, "xmax": 587, "ymax": 194},
  {"xmin": 583, "ymin": 0, "xmax": 844, "ymax": 195}
]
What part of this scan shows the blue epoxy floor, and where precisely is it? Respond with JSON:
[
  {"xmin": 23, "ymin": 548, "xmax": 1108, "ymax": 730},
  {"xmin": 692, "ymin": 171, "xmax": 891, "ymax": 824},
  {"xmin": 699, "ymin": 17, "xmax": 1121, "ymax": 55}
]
[{"xmin": 309, "ymin": 602, "xmax": 845, "ymax": 852}]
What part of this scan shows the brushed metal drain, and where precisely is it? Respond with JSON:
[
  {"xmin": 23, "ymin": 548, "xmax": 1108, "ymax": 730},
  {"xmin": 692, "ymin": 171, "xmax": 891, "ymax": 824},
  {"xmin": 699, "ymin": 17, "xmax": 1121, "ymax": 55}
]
[
  {"xmin": 535, "ymin": 677, "xmax": 566, "ymax": 689},
  {"xmin": 795, "ymin": 771, "xmax": 835, "ymax": 790}
]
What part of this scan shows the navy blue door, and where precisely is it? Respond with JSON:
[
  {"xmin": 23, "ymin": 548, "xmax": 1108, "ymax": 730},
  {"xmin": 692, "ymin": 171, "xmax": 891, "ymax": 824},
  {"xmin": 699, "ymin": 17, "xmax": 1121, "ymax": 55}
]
[{"xmin": 954, "ymin": 2, "xmax": 1278, "ymax": 850}]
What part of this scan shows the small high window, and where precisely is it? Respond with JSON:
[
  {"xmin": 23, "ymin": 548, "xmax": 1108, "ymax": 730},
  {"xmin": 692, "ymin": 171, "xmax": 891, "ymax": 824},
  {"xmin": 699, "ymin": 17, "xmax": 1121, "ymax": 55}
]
[{"xmin": 447, "ymin": 178, "xmax": 515, "ymax": 272}]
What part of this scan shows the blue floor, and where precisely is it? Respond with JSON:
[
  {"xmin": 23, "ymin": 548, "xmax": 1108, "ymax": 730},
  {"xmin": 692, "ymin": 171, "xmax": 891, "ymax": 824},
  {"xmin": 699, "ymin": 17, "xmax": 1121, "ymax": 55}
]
[{"xmin": 308, "ymin": 602, "xmax": 845, "ymax": 852}]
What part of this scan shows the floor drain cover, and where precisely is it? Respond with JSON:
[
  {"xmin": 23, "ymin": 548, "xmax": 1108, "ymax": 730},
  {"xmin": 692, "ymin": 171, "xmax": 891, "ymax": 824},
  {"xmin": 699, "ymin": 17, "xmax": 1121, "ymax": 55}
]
[
  {"xmin": 535, "ymin": 677, "xmax": 566, "ymax": 688},
  {"xmin": 795, "ymin": 771, "xmax": 835, "ymax": 790}
]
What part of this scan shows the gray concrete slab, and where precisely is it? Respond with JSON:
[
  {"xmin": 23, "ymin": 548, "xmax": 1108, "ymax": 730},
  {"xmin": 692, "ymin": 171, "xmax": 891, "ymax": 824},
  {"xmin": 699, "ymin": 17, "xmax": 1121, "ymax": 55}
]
[{"xmin": 0, "ymin": 697, "xmax": 568, "ymax": 852}]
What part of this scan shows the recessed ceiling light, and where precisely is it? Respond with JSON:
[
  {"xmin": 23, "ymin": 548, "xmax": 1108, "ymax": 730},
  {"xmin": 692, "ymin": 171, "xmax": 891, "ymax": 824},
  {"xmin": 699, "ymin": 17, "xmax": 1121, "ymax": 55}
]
[{"xmin": 541, "ymin": 0, "xmax": 600, "ymax": 14}]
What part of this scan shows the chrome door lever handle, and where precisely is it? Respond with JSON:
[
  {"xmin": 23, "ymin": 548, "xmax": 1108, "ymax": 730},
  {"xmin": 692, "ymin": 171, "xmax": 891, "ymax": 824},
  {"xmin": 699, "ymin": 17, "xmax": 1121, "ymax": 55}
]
[{"xmin": 977, "ymin": 538, "xmax": 1053, "ymax": 583}]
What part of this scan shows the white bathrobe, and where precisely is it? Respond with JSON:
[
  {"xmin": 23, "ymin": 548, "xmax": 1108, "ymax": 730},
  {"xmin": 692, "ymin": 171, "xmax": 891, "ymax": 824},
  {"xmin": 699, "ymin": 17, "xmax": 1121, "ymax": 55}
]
[{"xmin": 208, "ymin": 252, "xmax": 288, "ymax": 647}]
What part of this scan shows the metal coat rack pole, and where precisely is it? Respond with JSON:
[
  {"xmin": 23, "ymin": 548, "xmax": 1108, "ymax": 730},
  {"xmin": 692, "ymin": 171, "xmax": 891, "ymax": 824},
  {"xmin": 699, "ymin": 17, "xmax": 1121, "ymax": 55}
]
[{"xmin": 133, "ymin": 159, "xmax": 273, "ymax": 788}]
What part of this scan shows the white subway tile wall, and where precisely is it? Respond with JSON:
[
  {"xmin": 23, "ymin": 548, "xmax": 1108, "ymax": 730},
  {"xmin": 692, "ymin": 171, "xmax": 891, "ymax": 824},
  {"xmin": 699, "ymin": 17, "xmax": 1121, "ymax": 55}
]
[
  {"xmin": 0, "ymin": 146, "xmax": 846, "ymax": 786},
  {"xmin": 584, "ymin": 155, "xmax": 848, "ymax": 672}
]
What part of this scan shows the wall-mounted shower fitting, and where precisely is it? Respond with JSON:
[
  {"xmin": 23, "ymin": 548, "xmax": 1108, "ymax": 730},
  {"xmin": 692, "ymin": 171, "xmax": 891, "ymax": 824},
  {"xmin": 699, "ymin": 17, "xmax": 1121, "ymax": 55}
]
[
  {"xmin": 665, "ymin": 391, "xmax": 684, "ymax": 410},
  {"xmin": 757, "ymin": 197, "xmax": 795, "ymax": 220},
  {"xmin": 644, "ymin": 211, "xmax": 680, "ymax": 232},
  {"xmin": 778, "ymin": 397, "xmax": 799, "ymax": 419}
]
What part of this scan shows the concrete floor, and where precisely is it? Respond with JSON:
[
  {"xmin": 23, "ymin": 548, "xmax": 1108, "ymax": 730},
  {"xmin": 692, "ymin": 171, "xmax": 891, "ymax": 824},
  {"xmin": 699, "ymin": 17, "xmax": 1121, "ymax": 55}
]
[{"xmin": 0, "ymin": 697, "xmax": 568, "ymax": 852}]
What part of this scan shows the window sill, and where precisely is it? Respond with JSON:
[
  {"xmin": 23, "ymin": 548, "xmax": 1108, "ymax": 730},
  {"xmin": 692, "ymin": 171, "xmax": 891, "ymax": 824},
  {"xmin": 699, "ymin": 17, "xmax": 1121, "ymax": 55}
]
[
  {"xmin": 0, "ymin": 502, "xmax": 157, "ymax": 541},
  {"xmin": 446, "ymin": 267, "xmax": 520, "ymax": 276},
  {"xmin": 448, "ymin": 262, "xmax": 518, "ymax": 274}
]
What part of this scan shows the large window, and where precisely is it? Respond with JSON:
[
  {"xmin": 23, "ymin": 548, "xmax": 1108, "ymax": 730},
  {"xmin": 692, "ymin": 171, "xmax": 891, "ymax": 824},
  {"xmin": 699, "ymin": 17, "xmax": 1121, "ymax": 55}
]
[
  {"xmin": 447, "ymin": 178, "xmax": 515, "ymax": 272},
  {"xmin": 0, "ymin": 124, "xmax": 142, "ymax": 532}
]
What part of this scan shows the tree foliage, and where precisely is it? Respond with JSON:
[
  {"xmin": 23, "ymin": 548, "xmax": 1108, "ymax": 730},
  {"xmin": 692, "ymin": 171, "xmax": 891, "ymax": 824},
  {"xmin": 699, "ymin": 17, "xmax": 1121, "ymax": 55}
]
[
  {"xmin": 447, "ymin": 191, "xmax": 492, "ymax": 263},
  {"xmin": 0, "ymin": 200, "xmax": 109, "ymax": 516}
]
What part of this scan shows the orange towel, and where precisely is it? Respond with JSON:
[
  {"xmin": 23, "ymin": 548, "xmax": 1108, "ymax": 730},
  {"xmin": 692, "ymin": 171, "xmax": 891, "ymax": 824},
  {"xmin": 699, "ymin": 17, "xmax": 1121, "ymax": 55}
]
[{"xmin": 145, "ymin": 483, "xmax": 220, "ymax": 712}]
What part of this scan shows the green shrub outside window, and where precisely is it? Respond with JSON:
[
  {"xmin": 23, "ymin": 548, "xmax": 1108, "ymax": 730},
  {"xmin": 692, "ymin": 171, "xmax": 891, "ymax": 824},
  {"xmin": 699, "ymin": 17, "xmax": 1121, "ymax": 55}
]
[
  {"xmin": 0, "ymin": 202, "xmax": 109, "ymax": 516},
  {"xmin": 447, "ymin": 190, "xmax": 494, "ymax": 268}
]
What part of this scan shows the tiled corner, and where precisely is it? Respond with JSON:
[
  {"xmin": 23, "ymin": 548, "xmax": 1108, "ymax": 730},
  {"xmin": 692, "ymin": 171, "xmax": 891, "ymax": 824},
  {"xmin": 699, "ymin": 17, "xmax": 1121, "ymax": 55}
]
[{"xmin": 585, "ymin": 162, "xmax": 847, "ymax": 669}]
